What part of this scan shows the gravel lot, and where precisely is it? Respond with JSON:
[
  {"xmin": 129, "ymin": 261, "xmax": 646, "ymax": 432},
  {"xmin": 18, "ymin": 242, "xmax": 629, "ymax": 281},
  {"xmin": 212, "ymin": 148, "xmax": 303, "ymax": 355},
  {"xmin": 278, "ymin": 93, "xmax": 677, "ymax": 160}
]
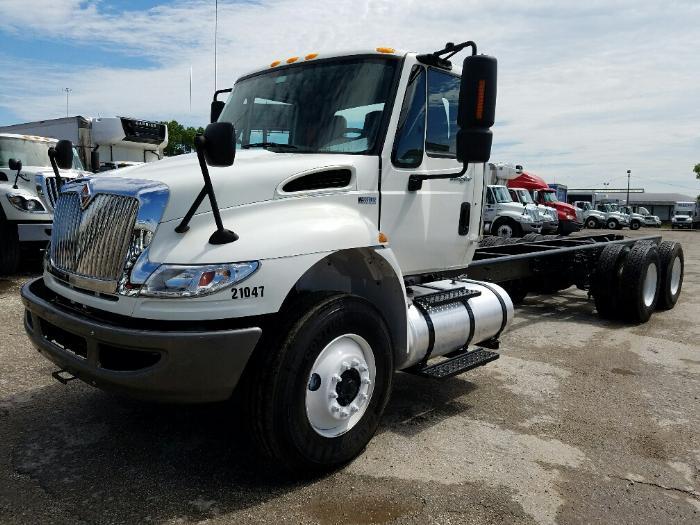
[{"xmin": 1, "ymin": 229, "xmax": 698, "ymax": 524}]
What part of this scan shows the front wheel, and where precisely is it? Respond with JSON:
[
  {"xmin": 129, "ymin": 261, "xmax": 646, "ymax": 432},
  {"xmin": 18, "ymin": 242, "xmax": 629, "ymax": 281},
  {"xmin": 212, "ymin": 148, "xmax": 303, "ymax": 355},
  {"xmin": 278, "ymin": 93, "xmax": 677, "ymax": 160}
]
[
  {"xmin": 630, "ymin": 221, "xmax": 641, "ymax": 231},
  {"xmin": 585, "ymin": 217, "xmax": 599, "ymax": 229},
  {"xmin": 606, "ymin": 219, "xmax": 619, "ymax": 230},
  {"xmin": 240, "ymin": 294, "xmax": 393, "ymax": 471},
  {"xmin": 493, "ymin": 219, "xmax": 522, "ymax": 238},
  {"xmin": 0, "ymin": 217, "xmax": 20, "ymax": 275}
]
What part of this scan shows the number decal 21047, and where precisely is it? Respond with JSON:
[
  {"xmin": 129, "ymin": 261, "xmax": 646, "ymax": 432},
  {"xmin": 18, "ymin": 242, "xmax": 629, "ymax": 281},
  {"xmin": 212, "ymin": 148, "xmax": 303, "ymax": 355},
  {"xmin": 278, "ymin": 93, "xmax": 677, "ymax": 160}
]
[{"xmin": 232, "ymin": 286, "xmax": 264, "ymax": 299}]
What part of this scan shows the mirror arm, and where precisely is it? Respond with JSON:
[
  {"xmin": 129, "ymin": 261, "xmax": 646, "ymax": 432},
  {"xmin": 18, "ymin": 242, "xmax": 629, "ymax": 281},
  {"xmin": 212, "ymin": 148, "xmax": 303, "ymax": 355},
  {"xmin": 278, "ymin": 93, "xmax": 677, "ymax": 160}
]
[
  {"xmin": 12, "ymin": 168, "xmax": 27, "ymax": 189},
  {"xmin": 47, "ymin": 148, "xmax": 64, "ymax": 189},
  {"xmin": 408, "ymin": 162, "xmax": 468, "ymax": 192},
  {"xmin": 175, "ymin": 135, "xmax": 238, "ymax": 245}
]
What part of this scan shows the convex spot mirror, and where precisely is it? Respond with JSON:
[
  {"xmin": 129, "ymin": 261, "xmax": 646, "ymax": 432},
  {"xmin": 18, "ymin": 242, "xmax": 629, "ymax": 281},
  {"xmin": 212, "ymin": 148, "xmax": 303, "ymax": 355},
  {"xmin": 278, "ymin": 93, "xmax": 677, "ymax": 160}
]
[
  {"xmin": 201, "ymin": 122, "xmax": 236, "ymax": 167},
  {"xmin": 210, "ymin": 100, "xmax": 225, "ymax": 124},
  {"xmin": 8, "ymin": 158, "xmax": 21, "ymax": 171},
  {"xmin": 457, "ymin": 54, "xmax": 497, "ymax": 164},
  {"xmin": 90, "ymin": 150, "xmax": 100, "ymax": 173},
  {"xmin": 50, "ymin": 139, "xmax": 74, "ymax": 170}
]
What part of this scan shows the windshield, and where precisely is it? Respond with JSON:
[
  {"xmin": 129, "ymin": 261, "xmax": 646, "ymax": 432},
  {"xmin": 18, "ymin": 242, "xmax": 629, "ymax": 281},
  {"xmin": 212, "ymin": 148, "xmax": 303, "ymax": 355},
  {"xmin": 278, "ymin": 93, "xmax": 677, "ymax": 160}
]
[
  {"xmin": 219, "ymin": 57, "xmax": 399, "ymax": 154},
  {"xmin": 516, "ymin": 189, "xmax": 534, "ymax": 204},
  {"xmin": 541, "ymin": 191, "xmax": 558, "ymax": 203},
  {"xmin": 492, "ymin": 186, "xmax": 512, "ymax": 203},
  {"xmin": 576, "ymin": 202, "xmax": 591, "ymax": 211},
  {"xmin": 676, "ymin": 211, "xmax": 692, "ymax": 217},
  {"xmin": 638, "ymin": 207, "xmax": 650, "ymax": 215},
  {"xmin": 0, "ymin": 137, "xmax": 83, "ymax": 170}
]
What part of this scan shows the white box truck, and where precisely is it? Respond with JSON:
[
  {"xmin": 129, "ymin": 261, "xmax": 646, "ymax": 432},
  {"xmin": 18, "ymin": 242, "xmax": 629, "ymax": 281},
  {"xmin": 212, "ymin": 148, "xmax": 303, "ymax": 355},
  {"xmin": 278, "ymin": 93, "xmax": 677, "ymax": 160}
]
[
  {"xmin": 20, "ymin": 43, "xmax": 685, "ymax": 471},
  {"xmin": 0, "ymin": 116, "xmax": 168, "ymax": 172}
]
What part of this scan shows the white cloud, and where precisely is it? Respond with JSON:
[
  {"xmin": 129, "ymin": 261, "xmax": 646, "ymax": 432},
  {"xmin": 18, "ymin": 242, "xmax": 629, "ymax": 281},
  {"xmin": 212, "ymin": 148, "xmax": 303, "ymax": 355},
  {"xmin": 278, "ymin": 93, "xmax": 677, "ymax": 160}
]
[{"xmin": 1, "ymin": 0, "xmax": 699, "ymax": 193}]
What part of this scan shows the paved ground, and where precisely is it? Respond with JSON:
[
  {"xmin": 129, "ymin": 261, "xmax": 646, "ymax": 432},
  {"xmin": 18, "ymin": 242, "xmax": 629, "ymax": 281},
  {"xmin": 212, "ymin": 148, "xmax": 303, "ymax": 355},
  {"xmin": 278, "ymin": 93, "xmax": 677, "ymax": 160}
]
[{"xmin": 0, "ymin": 229, "xmax": 698, "ymax": 524}]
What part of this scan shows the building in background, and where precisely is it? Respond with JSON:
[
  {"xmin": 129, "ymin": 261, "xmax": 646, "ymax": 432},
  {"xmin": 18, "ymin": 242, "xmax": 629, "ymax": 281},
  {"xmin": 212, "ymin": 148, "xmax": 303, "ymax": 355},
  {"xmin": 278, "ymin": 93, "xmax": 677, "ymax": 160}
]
[{"xmin": 568, "ymin": 188, "xmax": 695, "ymax": 222}]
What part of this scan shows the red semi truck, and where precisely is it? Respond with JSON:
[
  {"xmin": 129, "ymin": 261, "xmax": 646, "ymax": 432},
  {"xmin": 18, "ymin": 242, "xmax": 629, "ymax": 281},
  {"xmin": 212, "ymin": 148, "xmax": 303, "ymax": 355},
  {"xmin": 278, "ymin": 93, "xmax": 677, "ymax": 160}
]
[{"xmin": 508, "ymin": 170, "xmax": 582, "ymax": 235}]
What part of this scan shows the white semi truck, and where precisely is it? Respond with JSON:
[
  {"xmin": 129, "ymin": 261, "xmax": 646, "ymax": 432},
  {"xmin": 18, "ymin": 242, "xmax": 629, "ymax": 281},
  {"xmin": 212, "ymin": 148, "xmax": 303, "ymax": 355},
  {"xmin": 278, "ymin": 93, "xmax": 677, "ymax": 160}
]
[
  {"xmin": 0, "ymin": 133, "xmax": 85, "ymax": 273},
  {"xmin": 21, "ymin": 43, "xmax": 685, "ymax": 471},
  {"xmin": 0, "ymin": 116, "xmax": 168, "ymax": 172}
]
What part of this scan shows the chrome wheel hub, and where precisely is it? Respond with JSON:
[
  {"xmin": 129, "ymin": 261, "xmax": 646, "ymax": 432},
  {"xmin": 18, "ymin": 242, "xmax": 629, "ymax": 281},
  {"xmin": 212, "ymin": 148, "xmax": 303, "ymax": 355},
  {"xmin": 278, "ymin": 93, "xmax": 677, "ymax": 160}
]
[
  {"xmin": 670, "ymin": 256, "xmax": 681, "ymax": 296},
  {"xmin": 497, "ymin": 224, "xmax": 513, "ymax": 238},
  {"xmin": 643, "ymin": 262, "xmax": 658, "ymax": 307},
  {"xmin": 306, "ymin": 334, "xmax": 375, "ymax": 438}
]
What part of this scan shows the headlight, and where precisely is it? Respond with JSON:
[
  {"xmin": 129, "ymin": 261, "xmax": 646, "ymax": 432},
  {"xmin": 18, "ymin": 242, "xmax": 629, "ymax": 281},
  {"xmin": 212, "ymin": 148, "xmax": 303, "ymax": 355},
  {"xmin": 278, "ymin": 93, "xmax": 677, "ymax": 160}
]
[
  {"xmin": 565, "ymin": 213, "xmax": 575, "ymax": 220},
  {"xmin": 141, "ymin": 261, "xmax": 259, "ymax": 298},
  {"xmin": 6, "ymin": 194, "xmax": 46, "ymax": 213}
]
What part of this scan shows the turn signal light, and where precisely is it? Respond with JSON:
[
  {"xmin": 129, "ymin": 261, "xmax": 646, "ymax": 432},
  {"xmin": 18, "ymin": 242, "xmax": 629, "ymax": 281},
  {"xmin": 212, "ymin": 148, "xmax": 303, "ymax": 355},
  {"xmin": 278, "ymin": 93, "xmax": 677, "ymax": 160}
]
[{"xmin": 378, "ymin": 232, "xmax": 388, "ymax": 243}]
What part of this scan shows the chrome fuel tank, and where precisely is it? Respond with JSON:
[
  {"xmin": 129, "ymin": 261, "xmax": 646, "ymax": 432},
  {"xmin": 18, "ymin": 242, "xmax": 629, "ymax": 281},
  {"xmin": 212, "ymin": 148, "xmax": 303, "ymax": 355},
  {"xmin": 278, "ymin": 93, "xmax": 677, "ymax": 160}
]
[{"xmin": 402, "ymin": 279, "xmax": 514, "ymax": 369}]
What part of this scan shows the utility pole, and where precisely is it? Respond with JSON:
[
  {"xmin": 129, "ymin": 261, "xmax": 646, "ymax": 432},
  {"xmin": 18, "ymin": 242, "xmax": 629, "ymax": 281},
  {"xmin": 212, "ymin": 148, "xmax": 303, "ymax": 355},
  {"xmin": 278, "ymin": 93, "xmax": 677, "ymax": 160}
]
[
  {"xmin": 626, "ymin": 169, "xmax": 631, "ymax": 206},
  {"xmin": 63, "ymin": 87, "xmax": 72, "ymax": 117},
  {"xmin": 214, "ymin": 0, "xmax": 218, "ymax": 92}
]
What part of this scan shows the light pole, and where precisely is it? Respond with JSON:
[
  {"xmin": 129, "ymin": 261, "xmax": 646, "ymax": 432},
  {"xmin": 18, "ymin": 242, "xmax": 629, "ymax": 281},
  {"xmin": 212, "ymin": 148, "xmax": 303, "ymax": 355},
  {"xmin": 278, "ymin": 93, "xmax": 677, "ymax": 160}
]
[
  {"xmin": 626, "ymin": 169, "xmax": 631, "ymax": 206},
  {"xmin": 63, "ymin": 87, "xmax": 72, "ymax": 117}
]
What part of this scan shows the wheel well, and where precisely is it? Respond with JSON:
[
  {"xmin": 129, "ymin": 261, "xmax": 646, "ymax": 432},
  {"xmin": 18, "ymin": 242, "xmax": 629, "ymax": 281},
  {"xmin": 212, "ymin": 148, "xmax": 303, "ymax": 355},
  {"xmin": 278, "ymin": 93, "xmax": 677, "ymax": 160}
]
[{"xmin": 279, "ymin": 248, "xmax": 407, "ymax": 366}]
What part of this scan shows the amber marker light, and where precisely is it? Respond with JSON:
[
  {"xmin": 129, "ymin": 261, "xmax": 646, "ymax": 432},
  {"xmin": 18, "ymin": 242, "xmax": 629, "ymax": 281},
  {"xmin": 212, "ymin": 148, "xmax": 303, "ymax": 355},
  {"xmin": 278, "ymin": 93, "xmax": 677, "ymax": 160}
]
[
  {"xmin": 378, "ymin": 232, "xmax": 389, "ymax": 243},
  {"xmin": 286, "ymin": 56, "xmax": 299, "ymax": 63},
  {"xmin": 376, "ymin": 47, "xmax": 395, "ymax": 54},
  {"xmin": 270, "ymin": 60, "xmax": 281, "ymax": 67},
  {"xmin": 305, "ymin": 53, "xmax": 319, "ymax": 60},
  {"xmin": 475, "ymin": 79, "xmax": 486, "ymax": 121}
]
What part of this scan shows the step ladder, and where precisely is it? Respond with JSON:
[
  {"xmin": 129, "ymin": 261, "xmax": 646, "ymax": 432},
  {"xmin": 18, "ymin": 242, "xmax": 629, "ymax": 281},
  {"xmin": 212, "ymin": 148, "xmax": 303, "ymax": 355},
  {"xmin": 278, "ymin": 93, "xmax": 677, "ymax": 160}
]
[{"xmin": 405, "ymin": 347, "xmax": 499, "ymax": 379}]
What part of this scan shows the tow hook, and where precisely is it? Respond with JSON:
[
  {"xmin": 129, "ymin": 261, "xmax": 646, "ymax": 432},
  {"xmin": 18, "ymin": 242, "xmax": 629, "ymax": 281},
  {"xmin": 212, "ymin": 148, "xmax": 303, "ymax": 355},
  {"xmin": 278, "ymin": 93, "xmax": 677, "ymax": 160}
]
[{"xmin": 51, "ymin": 369, "xmax": 77, "ymax": 385}]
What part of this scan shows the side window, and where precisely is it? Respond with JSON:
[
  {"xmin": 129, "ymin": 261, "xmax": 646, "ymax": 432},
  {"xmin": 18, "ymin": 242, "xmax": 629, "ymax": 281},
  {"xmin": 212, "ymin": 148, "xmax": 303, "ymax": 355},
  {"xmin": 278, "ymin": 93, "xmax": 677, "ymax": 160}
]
[
  {"xmin": 486, "ymin": 188, "xmax": 495, "ymax": 204},
  {"xmin": 426, "ymin": 69, "xmax": 460, "ymax": 157},
  {"xmin": 391, "ymin": 66, "xmax": 426, "ymax": 168},
  {"xmin": 508, "ymin": 189, "xmax": 517, "ymax": 202}
]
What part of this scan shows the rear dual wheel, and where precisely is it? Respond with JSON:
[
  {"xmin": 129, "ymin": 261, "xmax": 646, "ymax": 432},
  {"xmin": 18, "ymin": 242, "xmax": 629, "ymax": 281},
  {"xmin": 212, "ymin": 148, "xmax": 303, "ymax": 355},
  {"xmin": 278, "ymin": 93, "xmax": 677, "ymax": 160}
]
[{"xmin": 656, "ymin": 241, "xmax": 684, "ymax": 310}]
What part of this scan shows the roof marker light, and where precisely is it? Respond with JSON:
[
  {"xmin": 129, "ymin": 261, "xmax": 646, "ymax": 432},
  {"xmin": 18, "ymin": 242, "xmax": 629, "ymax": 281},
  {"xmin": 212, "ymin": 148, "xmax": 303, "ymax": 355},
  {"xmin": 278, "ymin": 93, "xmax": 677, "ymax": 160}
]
[
  {"xmin": 270, "ymin": 60, "xmax": 281, "ymax": 67},
  {"xmin": 376, "ymin": 47, "xmax": 395, "ymax": 54},
  {"xmin": 286, "ymin": 56, "xmax": 299, "ymax": 63},
  {"xmin": 305, "ymin": 53, "xmax": 319, "ymax": 60}
]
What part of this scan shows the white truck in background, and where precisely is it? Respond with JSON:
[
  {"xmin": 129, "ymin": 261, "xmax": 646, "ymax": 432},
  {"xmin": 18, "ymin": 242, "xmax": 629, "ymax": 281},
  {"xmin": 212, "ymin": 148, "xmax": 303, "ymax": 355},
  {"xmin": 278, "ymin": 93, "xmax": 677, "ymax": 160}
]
[
  {"xmin": 573, "ymin": 201, "xmax": 607, "ymax": 229},
  {"xmin": 20, "ymin": 43, "xmax": 685, "ymax": 472},
  {"xmin": 0, "ymin": 116, "xmax": 168, "ymax": 172},
  {"xmin": 0, "ymin": 133, "xmax": 84, "ymax": 273},
  {"xmin": 672, "ymin": 201, "xmax": 699, "ymax": 229}
]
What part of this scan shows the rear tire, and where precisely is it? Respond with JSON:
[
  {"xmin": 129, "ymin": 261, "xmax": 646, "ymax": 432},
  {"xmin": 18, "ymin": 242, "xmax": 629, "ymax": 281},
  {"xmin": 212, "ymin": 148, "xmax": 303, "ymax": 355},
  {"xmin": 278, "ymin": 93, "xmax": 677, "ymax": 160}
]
[
  {"xmin": 240, "ymin": 294, "xmax": 393, "ymax": 471},
  {"xmin": 656, "ymin": 241, "xmax": 684, "ymax": 310},
  {"xmin": 0, "ymin": 216, "xmax": 20, "ymax": 275},
  {"xmin": 619, "ymin": 242, "xmax": 660, "ymax": 323},
  {"xmin": 520, "ymin": 233, "xmax": 545, "ymax": 242},
  {"xmin": 479, "ymin": 235, "xmax": 505, "ymax": 248},
  {"xmin": 591, "ymin": 244, "xmax": 630, "ymax": 320}
]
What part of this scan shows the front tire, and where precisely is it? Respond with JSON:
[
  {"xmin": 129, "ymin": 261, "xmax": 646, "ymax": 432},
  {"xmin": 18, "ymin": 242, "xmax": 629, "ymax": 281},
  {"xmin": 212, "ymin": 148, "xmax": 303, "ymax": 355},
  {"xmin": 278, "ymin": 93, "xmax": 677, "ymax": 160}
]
[
  {"xmin": 240, "ymin": 294, "xmax": 393, "ymax": 471},
  {"xmin": 585, "ymin": 217, "xmax": 599, "ymax": 229},
  {"xmin": 606, "ymin": 219, "xmax": 619, "ymax": 230},
  {"xmin": 630, "ymin": 220, "xmax": 641, "ymax": 231},
  {"xmin": 0, "ymin": 216, "xmax": 20, "ymax": 275},
  {"xmin": 493, "ymin": 219, "xmax": 522, "ymax": 238}
]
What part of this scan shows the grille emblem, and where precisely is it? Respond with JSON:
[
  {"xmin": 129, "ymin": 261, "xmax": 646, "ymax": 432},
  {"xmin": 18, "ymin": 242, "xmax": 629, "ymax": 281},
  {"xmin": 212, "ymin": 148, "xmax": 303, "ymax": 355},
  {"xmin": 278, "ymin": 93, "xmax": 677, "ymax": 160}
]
[{"xmin": 80, "ymin": 182, "xmax": 93, "ymax": 209}]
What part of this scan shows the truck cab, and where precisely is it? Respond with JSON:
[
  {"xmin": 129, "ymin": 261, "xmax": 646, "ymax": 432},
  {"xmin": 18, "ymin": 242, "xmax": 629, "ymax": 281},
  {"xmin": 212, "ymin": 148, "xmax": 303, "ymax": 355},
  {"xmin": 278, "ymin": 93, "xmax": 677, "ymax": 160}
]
[
  {"xmin": 596, "ymin": 203, "xmax": 630, "ymax": 230},
  {"xmin": 0, "ymin": 133, "xmax": 84, "ymax": 273},
  {"xmin": 507, "ymin": 170, "xmax": 581, "ymax": 235},
  {"xmin": 508, "ymin": 186, "xmax": 557, "ymax": 234},
  {"xmin": 619, "ymin": 205, "xmax": 644, "ymax": 230},
  {"xmin": 632, "ymin": 206, "xmax": 661, "ymax": 227},
  {"xmin": 574, "ymin": 200, "xmax": 607, "ymax": 229},
  {"xmin": 483, "ymin": 185, "xmax": 542, "ymax": 237},
  {"xmin": 672, "ymin": 202, "xmax": 698, "ymax": 229}
]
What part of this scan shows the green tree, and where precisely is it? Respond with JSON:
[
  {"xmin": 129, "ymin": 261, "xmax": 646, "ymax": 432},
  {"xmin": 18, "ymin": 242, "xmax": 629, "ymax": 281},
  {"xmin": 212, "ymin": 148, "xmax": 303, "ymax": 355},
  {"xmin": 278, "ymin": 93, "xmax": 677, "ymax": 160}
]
[
  {"xmin": 163, "ymin": 120, "xmax": 204, "ymax": 156},
  {"xmin": 694, "ymin": 163, "xmax": 700, "ymax": 179}
]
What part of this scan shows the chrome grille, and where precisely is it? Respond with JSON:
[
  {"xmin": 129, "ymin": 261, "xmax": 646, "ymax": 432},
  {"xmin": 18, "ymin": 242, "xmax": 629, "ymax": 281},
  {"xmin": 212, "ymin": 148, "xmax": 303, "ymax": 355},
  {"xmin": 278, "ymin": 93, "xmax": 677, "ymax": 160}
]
[
  {"xmin": 51, "ymin": 193, "xmax": 139, "ymax": 284},
  {"xmin": 44, "ymin": 176, "xmax": 60, "ymax": 208}
]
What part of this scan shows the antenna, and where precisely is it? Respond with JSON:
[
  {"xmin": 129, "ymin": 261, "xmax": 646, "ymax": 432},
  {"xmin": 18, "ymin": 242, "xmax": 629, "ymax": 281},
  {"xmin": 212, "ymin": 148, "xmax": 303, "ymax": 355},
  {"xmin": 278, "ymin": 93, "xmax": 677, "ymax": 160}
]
[
  {"xmin": 63, "ymin": 87, "xmax": 72, "ymax": 117},
  {"xmin": 189, "ymin": 66, "xmax": 193, "ymax": 113},
  {"xmin": 214, "ymin": 0, "xmax": 218, "ymax": 92}
]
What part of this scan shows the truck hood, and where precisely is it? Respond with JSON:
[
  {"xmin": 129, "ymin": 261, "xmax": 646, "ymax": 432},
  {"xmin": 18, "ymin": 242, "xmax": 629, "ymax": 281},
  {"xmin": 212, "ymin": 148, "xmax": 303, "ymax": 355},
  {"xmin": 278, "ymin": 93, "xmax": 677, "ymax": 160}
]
[
  {"xmin": 550, "ymin": 200, "xmax": 578, "ymax": 218},
  {"xmin": 104, "ymin": 150, "xmax": 370, "ymax": 222},
  {"xmin": 1, "ymin": 165, "xmax": 83, "ymax": 194}
]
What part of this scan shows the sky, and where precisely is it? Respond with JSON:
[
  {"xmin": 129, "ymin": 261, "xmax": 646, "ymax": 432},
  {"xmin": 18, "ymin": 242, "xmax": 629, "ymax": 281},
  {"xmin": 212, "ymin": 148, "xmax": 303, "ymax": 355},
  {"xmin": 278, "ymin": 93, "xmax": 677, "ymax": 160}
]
[{"xmin": 1, "ymin": 0, "xmax": 699, "ymax": 195}]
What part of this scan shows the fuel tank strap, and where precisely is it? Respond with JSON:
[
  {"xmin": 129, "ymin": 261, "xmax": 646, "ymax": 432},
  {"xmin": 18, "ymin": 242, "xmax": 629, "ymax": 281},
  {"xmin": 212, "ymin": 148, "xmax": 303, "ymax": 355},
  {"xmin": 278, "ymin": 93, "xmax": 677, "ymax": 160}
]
[
  {"xmin": 460, "ymin": 298, "xmax": 476, "ymax": 346},
  {"xmin": 458, "ymin": 279, "xmax": 508, "ymax": 338},
  {"xmin": 412, "ymin": 301, "xmax": 435, "ymax": 364}
]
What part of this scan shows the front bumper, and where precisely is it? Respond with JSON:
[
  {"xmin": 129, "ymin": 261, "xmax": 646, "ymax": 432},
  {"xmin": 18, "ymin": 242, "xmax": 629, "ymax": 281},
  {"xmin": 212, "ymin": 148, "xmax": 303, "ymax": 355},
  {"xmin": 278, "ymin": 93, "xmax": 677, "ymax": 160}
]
[
  {"xmin": 22, "ymin": 277, "xmax": 262, "ymax": 403},
  {"xmin": 17, "ymin": 222, "xmax": 52, "ymax": 242},
  {"xmin": 672, "ymin": 222, "xmax": 692, "ymax": 229},
  {"xmin": 522, "ymin": 220, "xmax": 543, "ymax": 233},
  {"xmin": 541, "ymin": 221, "xmax": 559, "ymax": 234},
  {"xmin": 559, "ymin": 219, "xmax": 582, "ymax": 235}
]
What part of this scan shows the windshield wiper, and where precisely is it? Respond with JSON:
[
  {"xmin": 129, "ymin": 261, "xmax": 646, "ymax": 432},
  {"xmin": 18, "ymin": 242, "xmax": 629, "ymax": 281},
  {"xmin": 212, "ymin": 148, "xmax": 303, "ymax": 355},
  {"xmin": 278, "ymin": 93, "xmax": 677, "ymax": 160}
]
[{"xmin": 241, "ymin": 142, "xmax": 297, "ymax": 150}]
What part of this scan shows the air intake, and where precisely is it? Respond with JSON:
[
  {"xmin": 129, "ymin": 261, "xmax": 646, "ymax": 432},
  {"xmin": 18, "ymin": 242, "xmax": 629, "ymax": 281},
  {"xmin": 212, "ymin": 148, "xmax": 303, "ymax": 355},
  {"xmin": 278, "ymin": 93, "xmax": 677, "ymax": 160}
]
[{"xmin": 282, "ymin": 169, "xmax": 351, "ymax": 193}]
